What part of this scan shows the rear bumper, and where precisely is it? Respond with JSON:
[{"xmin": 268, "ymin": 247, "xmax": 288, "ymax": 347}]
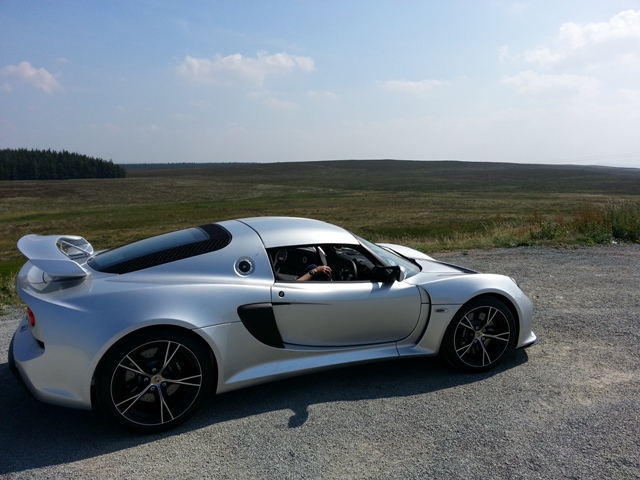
[
  {"xmin": 8, "ymin": 330, "xmax": 24, "ymax": 386},
  {"xmin": 8, "ymin": 318, "xmax": 45, "ymax": 403},
  {"xmin": 9, "ymin": 315, "xmax": 92, "ymax": 410}
]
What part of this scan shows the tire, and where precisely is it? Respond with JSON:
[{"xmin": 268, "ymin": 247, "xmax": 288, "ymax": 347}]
[
  {"xmin": 442, "ymin": 296, "xmax": 516, "ymax": 372},
  {"xmin": 96, "ymin": 328, "xmax": 214, "ymax": 433}
]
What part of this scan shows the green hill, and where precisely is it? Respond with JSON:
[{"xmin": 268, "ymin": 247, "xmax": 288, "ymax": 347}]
[{"xmin": 125, "ymin": 159, "xmax": 640, "ymax": 196}]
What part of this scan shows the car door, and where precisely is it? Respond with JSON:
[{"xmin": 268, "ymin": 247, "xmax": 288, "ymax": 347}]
[{"xmin": 270, "ymin": 280, "xmax": 422, "ymax": 347}]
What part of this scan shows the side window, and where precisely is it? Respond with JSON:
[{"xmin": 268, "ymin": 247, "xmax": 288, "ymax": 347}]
[
  {"xmin": 268, "ymin": 244, "xmax": 379, "ymax": 282},
  {"xmin": 325, "ymin": 245, "xmax": 377, "ymax": 281},
  {"xmin": 269, "ymin": 246, "xmax": 324, "ymax": 282}
]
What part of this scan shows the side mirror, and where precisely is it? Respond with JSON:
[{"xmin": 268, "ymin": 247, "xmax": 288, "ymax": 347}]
[
  {"xmin": 396, "ymin": 265, "xmax": 407, "ymax": 282},
  {"xmin": 373, "ymin": 265, "xmax": 406, "ymax": 283}
]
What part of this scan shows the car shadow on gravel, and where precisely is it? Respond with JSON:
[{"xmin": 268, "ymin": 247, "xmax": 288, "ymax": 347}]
[{"xmin": 0, "ymin": 349, "xmax": 528, "ymax": 474}]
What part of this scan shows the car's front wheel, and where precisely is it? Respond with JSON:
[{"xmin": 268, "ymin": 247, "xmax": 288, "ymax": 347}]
[
  {"xmin": 96, "ymin": 328, "xmax": 213, "ymax": 433},
  {"xmin": 442, "ymin": 296, "xmax": 516, "ymax": 372}
]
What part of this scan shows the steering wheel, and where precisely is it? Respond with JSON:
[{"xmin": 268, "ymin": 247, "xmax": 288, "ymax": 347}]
[{"xmin": 338, "ymin": 260, "xmax": 358, "ymax": 281}]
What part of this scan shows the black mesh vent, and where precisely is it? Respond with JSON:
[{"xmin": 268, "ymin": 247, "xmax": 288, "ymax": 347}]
[{"xmin": 94, "ymin": 224, "xmax": 232, "ymax": 274}]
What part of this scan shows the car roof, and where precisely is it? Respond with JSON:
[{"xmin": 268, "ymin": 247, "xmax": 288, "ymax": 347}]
[{"xmin": 234, "ymin": 216, "xmax": 358, "ymax": 248}]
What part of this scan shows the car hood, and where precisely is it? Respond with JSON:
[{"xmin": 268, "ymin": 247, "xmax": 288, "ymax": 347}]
[
  {"xmin": 401, "ymin": 258, "xmax": 473, "ymax": 284},
  {"xmin": 379, "ymin": 243, "xmax": 476, "ymax": 279},
  {"xmin": 404, "ymin": 260, "xmax": 478, "ymax": 292},
  {"xmin": 416, "ymin": 258, "xmax": 474, "ymax": 274}
]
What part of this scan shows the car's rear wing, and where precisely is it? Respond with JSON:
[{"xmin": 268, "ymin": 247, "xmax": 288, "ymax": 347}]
[{"xmin": 17, "ymin": 234, "xmax": 94, "ymax": 278}]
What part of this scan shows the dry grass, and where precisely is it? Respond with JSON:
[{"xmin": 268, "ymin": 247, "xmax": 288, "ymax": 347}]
[{"xmin": 1, "ymin": 160, "xmax": 639, "ymax": 304}]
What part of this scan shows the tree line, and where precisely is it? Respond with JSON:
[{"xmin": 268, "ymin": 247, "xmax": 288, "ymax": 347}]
[{"xmin": 0, "ymin": 148, "xmax": 126, "ymax": 180}]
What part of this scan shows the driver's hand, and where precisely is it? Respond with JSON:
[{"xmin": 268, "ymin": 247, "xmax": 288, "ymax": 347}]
[{"xmin": 311, "ymin": 266, "xmax": 332, "ymax": 278}]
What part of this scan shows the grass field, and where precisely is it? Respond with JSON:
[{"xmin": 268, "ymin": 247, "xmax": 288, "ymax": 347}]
[{"xmin": 1, "ymin": 159, "xmax": 639, "ymax": 304}]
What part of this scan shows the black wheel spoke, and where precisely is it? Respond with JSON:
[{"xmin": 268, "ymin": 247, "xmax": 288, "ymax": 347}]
[
  {"xmin": 460, "ymin": 316, "xmax": 476, "ymax": 332},
  {"xmin": 483, "ymin": 332, "xmax": 510, "ymax": 342},
  {"xmin": 163, "ymin": 374, "xmax": 202, "ymax": 387},
  {"xmin": 116, "ymin": 387, "xmax": 155, "ymax": 415},
  {"xmin": 161, "ymin": 341, "xmax": 180, "ymax": 372},
  {"xmin": 118, "ymin": 354, "xmax": 147, "ymax": 376},
  {"xmin": 479, "ymin": 340, "xmax": 491, "ymax": 366},
  {"xmin": 157, "ymin": 388, "xmax": 175, "ymax": 423},
  {"xmin": 483, "ymin": 307, "xmax": 498, "ymax": 327},
  {"xmin": 115, "ymin": 386, "xmax": 153, "ymax": 414},
  {"xmin": 455, "ymin": 340, "xmax": 474, "ymax": 358}
]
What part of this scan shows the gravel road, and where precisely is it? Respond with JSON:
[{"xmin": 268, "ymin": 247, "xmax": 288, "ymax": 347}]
[{"xmin": 1, "ymin": 245, "xmax": 638, "ymax": 479}]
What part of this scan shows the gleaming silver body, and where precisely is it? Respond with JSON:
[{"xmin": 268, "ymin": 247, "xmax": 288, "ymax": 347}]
[{"xmin": 11, "ymin": 217, "xmax": 536, "ymax": 411}]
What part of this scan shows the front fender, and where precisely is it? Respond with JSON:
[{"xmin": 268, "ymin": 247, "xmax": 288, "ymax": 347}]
[
  {"xmin": 413, "ymin": 273, "xmax": 535, "ymax": 350},
  {"xmin": 416, "ymin": 273, "xmax": 525, "ymax": 306}
]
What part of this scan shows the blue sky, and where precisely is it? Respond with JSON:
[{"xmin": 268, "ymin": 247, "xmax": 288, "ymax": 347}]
[{"xmin": 1, "ymin": 1, "xmax": 639, "ymax": 167}]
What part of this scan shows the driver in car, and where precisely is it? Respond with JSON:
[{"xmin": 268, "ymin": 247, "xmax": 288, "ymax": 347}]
[
  {"xmin": 297, "ymin": 264, "xmax": 332, "ymax": 281},
  {"xmin": 273, "ymin": 248, "xmax": 332, "ymax": 281}
]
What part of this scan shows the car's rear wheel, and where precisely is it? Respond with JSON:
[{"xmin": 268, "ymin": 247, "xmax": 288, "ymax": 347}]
[
  {"xmin": 96, "ymin": 328, "xmax": 213, "ymax": 433},
  {"xmin": 442, "ymin": 296, "xmax": 516, "ymax": 372}
]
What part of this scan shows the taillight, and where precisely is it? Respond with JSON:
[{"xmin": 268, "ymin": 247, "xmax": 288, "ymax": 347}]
[{"xmin": 27, "ymin": 307, "xmax": 36, "ymax": 327}]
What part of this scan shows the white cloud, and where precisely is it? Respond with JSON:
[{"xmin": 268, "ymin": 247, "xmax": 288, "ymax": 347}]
[
  {"xmin": 309, "ymin": 90, "xmax": 338, "ymax": 100},
  {"xmin": 263, "ymin": 97, "xmax": 298, "ymax": 110},
  {"xmin": 617, "ymin": 88, "xmax": 640, "ymax": 101},
  {"xmin": 173, "ymin": 113, "xmax": 197, "ymax": 123},
  {"xmin": 519, "ymin": 10, "xmax": 640, "ymax": 67},
  {"xmin": 140, "ymin": 124, "xmax": 166, "ymax": 134},
  {"xmin": 0, "ymin": 61, "xmax": 61, "ymax": 93},
  {"xmin": 248, "ymin": 90, "xmax": 299, "ymax": 110},
  {"xmin": 560, "ymin": 10, "xmax": 640, "ymax": 48},
  {"xmin": 177, "ymin": 51, "xmax": 315, "ymax": 87},
  {"xmin": 500, "ymin": 70, "xmax": 600, "ymax": 96},
  {"xmin": 188, "ymin": 99, "xmax": 211, "ymax": 109},
  {"xmin": 382, "ymin": 79, "xmax": 448, "ymax": 93}
]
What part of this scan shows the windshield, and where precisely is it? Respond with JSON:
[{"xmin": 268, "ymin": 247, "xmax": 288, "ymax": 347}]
[{"xmin": 356, "ymin": 235, "xmax": 421, "ymax": 278}]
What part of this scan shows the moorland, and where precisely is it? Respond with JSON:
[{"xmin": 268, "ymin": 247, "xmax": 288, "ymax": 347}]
[{"xmin": 1, "ymin": 159, "xmax": 639, "ymax": 303}]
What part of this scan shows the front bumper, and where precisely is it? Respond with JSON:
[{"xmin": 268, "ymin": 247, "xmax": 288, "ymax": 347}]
[{"xmin": 518, "ymin": 335, "xmax": 539, "ymax": 349}]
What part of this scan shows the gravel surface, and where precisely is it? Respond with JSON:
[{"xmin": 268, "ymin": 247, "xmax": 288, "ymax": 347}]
[{"xmin": 1, "ymin": 244, "xmax": 638, "ymax": 479}]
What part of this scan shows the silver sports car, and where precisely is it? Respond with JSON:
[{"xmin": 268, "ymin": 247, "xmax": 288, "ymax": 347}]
[{"xmin": 10, "ymin": 216, "xmax": 537, "ymax": 432}]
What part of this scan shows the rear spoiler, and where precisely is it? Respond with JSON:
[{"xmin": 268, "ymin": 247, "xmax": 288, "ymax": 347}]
[{"xmin": 17, "ymin": 235, "xmax": 94, "ymax": 278}]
